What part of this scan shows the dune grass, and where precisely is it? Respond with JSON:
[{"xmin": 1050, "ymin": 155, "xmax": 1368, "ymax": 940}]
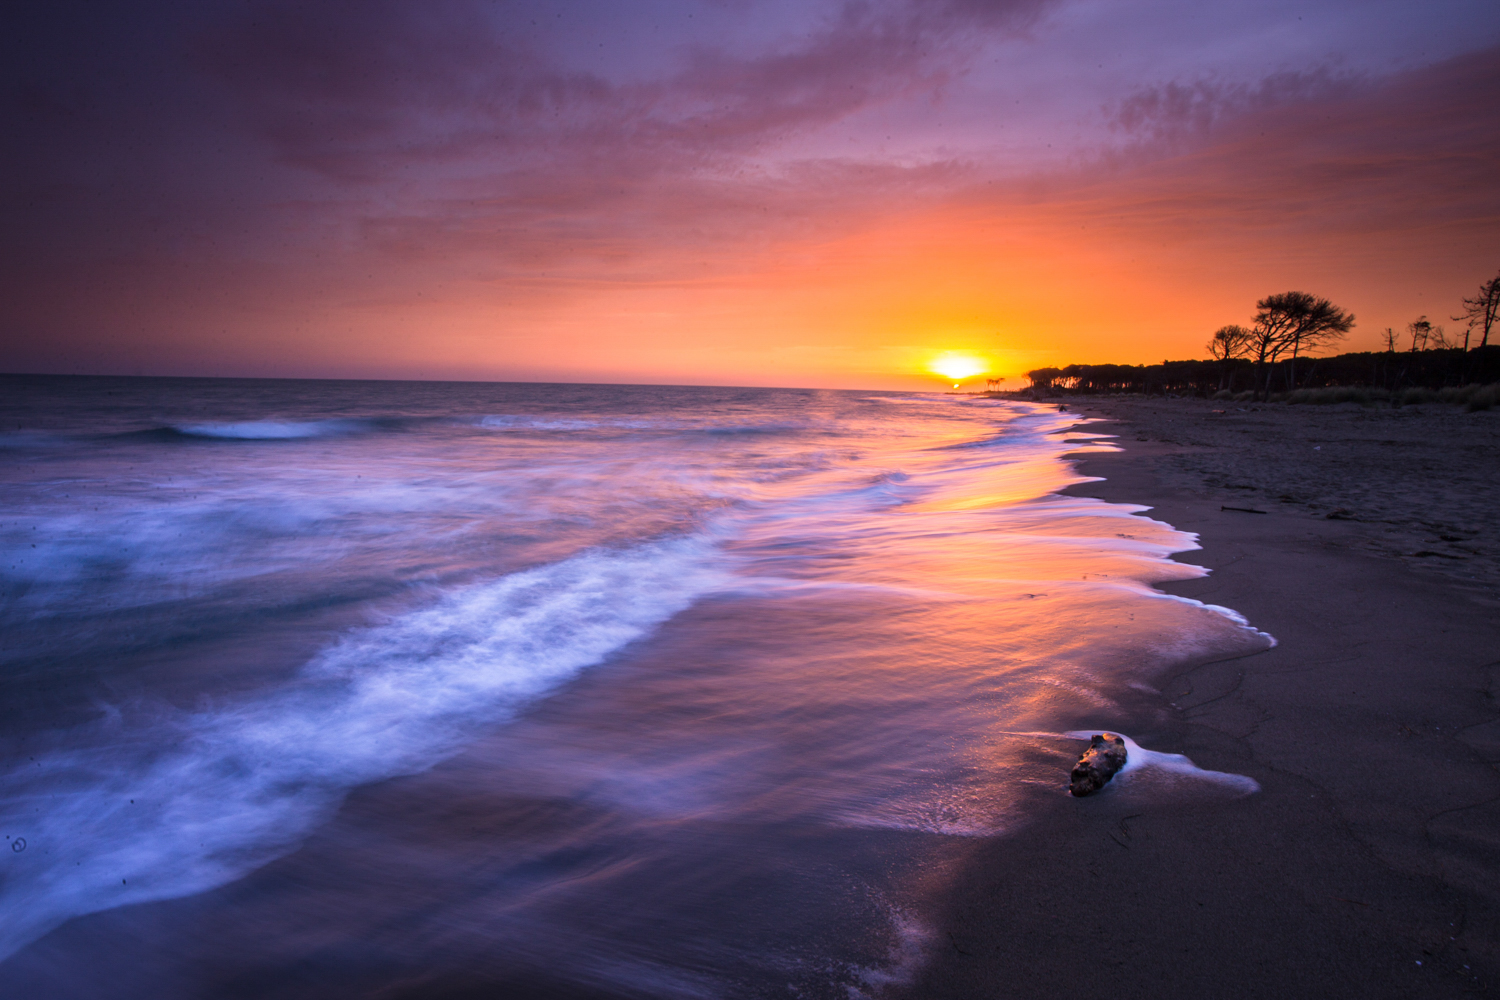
[{"xmin": 1208, "ymin": 382, "xmax": 1500, "ymax": 410}]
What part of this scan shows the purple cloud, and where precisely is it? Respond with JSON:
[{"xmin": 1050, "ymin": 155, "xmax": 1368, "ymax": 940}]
[
  {"xmin": 201, "ymin": 0, "xmax": 1053, "ymax": 183},
  {"xmin": 1106, "ymin": 66, "xmax": 1364, "ymax": 149}
]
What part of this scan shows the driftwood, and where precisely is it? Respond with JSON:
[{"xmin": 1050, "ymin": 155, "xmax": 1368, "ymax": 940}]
[{"xmin": 1069, "ymin": 734, "xmax": 1127, "ymax": 796}]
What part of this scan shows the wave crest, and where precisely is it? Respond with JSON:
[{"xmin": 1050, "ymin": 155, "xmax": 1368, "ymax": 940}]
[
  {"xmin": 0, "ymin": 535, "xmax": 724, "ymax": 962},
  {"xmin": 168, "ymin": 419, "xmax": 379, "ymax": 440}
]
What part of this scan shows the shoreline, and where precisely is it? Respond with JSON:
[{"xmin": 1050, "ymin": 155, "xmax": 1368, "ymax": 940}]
[{"xmin": 899, "ymin": 398, "xmax": 1500, "ymax": 999}]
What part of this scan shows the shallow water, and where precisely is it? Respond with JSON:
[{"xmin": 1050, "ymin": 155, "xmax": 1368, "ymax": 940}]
[{"xmin": 0, "ymin": 375, "xmax": 1271, "ymax": 997}]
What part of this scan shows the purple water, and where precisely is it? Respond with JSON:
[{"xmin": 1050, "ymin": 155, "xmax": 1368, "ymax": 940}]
[{"xmin": 0, "ymin": 375, "xmax": 1270, "ymax": 997}]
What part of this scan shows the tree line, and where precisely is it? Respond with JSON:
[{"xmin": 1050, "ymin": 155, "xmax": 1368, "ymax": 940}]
[{"xmin": 1025, "ymin": 269, "xmax": 1500, "ymax": 399}]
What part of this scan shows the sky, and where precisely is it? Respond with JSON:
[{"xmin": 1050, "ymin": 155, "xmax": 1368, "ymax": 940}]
[{"xmin": 4, "ymin": 0, "xmax": 1498, "ymax": 389}]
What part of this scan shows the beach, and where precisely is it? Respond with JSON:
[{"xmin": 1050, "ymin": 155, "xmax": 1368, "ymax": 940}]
[
  {"xmin": 902, "ymin": 397, "xmax": 1500, "ymax": 999},
  {"xmin": 3, "ymin": 381, "xmax": 1496, "ymax": 996}
]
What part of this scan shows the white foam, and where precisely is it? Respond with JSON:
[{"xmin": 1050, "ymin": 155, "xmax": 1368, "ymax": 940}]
[
  {"xmin": 0, "ymin": 467, "xmax": 550, "ymax": 619},
  {"xmin": 478, "ymin": 415, "xmax": 601, "ymax": 431},
  {"xmin": 848, "ymin": 902, "xmax": 936, "ymax": 997},
  {"xmin": 1153, "ymin": 592, "xmax": 1279, "ymax": 647},
  {"xmin": 1063, "ymin": 731, "xmax": 1261, "ymax": 797},
  {"xmin": 0, "ymin": 536, "xmax": 725, "ymax": 962},
  {"xmin": 171, "ymin": 419, "xmax": 370, "ymax": 440}
]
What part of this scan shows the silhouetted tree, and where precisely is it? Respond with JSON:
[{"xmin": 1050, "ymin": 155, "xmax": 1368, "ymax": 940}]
[
  {"xmin": 1454, "ymin": 269, "xmax": 1500, "ymax": 351},
  {"xmin": 1249, "ymin": 291, "xmax": 1355, "ymax": 400},
  {"xmin": 1207, "ymin": 324, "xmax": 1254, "ymax": 360},
  {"xmin": 1206, "ymin": 324, "xmax": 1254, "ymax": 390},
  {"xmin": 1380, "ymin": 327, "xmax": 1400, "ymax": 352},
  {"xmin": 1027, "ymin": 367, "xmax": 1063, "ymax": 390},
  {"xmin": 1407, "ymin": 316, "xmax": 1432, "ymax": 352},
  {"xmin": 1430, "ymin": 326, "xmax": 1462, "ymax": 350}
]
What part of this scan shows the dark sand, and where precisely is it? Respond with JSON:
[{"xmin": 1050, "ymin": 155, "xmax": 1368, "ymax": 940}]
[{"xmin": 900, "ymin": 398, "xmax": 1500, "ymax": 999}]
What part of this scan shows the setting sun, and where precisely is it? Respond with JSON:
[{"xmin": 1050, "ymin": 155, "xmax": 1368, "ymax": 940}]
[{"xmin": 928, "ymin": 352, "xmax": 989, "ymax": 382}]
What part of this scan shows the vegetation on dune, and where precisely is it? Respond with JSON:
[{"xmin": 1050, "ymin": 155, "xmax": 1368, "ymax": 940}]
[
  {"xmin": 1229, "ymin": 382, "xmax": 1500, "ymax": 411},
  {"xmin": 1019, "ymin": 268, "xmax": 1500, "ymax": 406}
]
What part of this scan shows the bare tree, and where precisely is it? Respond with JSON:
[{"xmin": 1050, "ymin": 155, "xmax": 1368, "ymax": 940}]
[
  {"xmin": 1430, "ymin": 326, "xmax": 1462, "ymax": 350},
  {"xmin": 1250, "ymin": 292, "xmax": 1355, "ymax": 400},
  {"xmin": 1454, "ymin": 269, "xmax": 1500, "ymax": 350},
  {"xmin": 1380, "ymin": 327, "xmax": 1400, "ymax": 352},
  {"xmin": 1408, "ymin": 316, "xmax": 1432, "ymax": 352}
]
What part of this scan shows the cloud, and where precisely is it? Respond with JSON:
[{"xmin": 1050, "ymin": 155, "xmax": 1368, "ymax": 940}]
[
  {"xmin": 201, "ymin": 0, "xmax": 1053, "ymax": 183},
  {"xmin": 1103, "ymin": 66, "xmax": 1365, "ymax": 152},
  {"xmin": 1092, "ymin": 45, "xmax": 1500, "ymax": 234}
]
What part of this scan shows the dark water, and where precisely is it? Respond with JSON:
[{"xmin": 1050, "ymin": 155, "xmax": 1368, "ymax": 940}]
[{"xmin": 0, "ymin": 375, "xmax": 1271, "ymax": 997}]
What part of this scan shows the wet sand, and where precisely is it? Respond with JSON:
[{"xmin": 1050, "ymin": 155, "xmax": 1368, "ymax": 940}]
[{"xmin": 901, "ymin": 398, "xmax": 1500, "ymax": 999}]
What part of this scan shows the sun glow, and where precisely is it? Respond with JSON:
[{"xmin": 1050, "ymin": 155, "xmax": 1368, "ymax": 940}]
[{"xmin": 928, "ymin": 352, "xmax": 988, "ymax": 382}]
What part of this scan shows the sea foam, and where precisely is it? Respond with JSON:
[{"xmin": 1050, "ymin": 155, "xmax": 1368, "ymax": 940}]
[
  {"xmin": 0, "ymin": 535, "xmax": 724, "ymax": 961},
  {"xmin": 169, "ymin": 419, "xmax": 377, "ymax": 440},
  {"xmin": 1062, "ymin": 731, "xmax": 1261, "ymax": 797}
]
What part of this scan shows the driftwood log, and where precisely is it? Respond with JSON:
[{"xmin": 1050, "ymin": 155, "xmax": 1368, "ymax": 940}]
[{"xmin": 1069, "ymin": 734, "xmax": 1127, "ymax": 796}]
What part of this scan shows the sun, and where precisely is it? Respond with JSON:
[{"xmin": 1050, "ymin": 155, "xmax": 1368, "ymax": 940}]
[{"xmin": 928, "ymin": 352, "xmax": 988, "ymax": 382}]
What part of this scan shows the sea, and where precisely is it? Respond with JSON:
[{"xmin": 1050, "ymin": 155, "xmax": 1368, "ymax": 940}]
[{"xmin": 0, "ymin": 375, "xmax": 1272, "ymax": 998}]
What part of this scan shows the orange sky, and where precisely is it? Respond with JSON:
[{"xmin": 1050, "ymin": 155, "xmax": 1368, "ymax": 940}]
[{"xmin": 4, "ymin": 3, "xmax": 1498, "ymax": 389}]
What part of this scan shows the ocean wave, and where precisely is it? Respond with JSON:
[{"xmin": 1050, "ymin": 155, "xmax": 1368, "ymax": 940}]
[
  {"xmin": 475, "ymin": 414, "xmax": 806, "ymax": 437},
  {"xmin": 0, "ymin": 535, "xmax": 726, "ymax": 961},
  {"xmin": 0, "ymin": 496, "xmax": 357, "ymax": 615},
  {"xmin": 166, "ymin": 418, "xmax": 384, "ymax": 440},
  {"xmin": 478, "ymin": 415, "xmax": 607, "ymax": 431},
  {"xmin": 858, "ymin": 395, "xmax": 948, "ymax": 404}
]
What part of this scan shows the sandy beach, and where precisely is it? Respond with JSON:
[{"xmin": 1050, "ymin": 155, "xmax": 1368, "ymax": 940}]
[{"xmin": 901, "ymin": 397, "xmax": 1500, "ymax": 999}]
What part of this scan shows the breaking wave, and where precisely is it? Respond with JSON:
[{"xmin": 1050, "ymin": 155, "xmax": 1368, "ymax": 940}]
[
  {"xmin": 0, "ymin": 535, "xmax": 725, "ymax": 961},
  {"xmin": 167, "ymin": 419, "xmax": 387, "ymax": 440}
]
